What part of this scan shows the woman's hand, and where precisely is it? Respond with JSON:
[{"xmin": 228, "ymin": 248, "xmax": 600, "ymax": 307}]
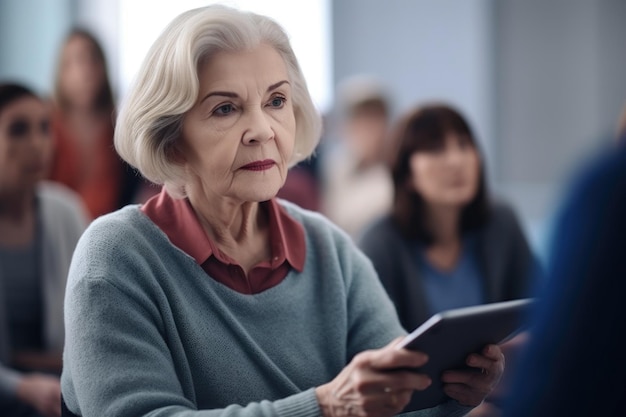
[
  {"xmin": 441, "ymin": 344, "xmax": 505, "ymax": 407},
  {"xmin": 16, "ymin": 373, "xmax": 62, "ymax": 417},
  {"xmin": 315, "ymin": 337, "xmax": 432, "ymax": 417}
]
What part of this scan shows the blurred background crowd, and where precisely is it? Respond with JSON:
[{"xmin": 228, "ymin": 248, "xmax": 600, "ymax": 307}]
[{"xmin": 3, "ymin": 0, "xmax": 626, "ymax": 257}]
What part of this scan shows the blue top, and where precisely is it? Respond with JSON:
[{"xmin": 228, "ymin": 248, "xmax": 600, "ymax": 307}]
[
  {"xmin": 61, "ymin": 199, "xmax": 472, "ymax": 417},
  {"xmin": 359, "ymin": 201, "xmax": 540, "ymax": 333},
  {"xmin": 417, "ymin": 236, "xmax": 485, "ymax": 316}
]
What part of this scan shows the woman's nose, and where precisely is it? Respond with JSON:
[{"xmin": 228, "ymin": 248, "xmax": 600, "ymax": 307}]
[
  {"xmin": 242, "ymin": 108, "xmax": 274, "ymax": 145},
  {"xmin": 27, "ymin": 126, "xmax": 51, "ymax": 154},
  {"xmin": 443, "ymin": 142, "xmax": 468, "ymax": 165}
]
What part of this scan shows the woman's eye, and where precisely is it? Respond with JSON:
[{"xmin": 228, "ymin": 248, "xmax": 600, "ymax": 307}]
[
  {"xmin": 269, "ymin": 97, "xmax": 286, "ymax": 108},
  {"xmin": 8, "ymin": 120, "xmax": 29, "ymax": 138},
  {"xmin": 214, "ymin": 104, "xmax": 234, "ymax": 116}
]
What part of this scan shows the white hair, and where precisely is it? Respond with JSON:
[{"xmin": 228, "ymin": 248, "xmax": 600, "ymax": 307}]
[{"xmin": 115, "ymin": 5, "xmax": 322, "ymax": 197}]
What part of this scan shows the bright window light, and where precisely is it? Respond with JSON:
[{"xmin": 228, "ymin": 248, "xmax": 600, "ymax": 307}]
[{"xmin": 119, "ymin": 0, "xmax": 332, "ymax": 112}]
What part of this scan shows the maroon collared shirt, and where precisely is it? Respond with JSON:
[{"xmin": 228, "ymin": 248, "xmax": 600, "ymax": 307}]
[{"xmin": 141, "ymin": 188, "xmax": 306, "ymax": 294}]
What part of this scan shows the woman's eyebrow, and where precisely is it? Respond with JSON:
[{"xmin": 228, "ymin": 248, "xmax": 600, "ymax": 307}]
[
  {"xmin": 200, "ymin": 80, "xmax": 290, "ymax": 104},
  {"xmin": 200, "ymin": 90, "xmax": 238, "ymax": 104},
  {"xmin": 268, "ymin": 80, "xmax": 289, "ymax": 92}
]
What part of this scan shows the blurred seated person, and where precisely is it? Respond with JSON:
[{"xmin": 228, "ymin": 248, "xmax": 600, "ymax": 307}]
[
  {"xmin": 0, "ymin": 83, "xmax": 88, "ymax": 417},
  {"xmin": 358, "ymin": 103, "xmax": 542, "ymax": 416},
  {"xmin": 60, "ymin": 6, "xmax": 505, "ymax": 417},
  {"xmin": 276, "ymin": 157, "xmax": 321, "ymax": 211},
  {"xmin": 502, "ymin": 138, "xmax": 626, "ymax": 417},
  {"xmin": 320, "ymin": 75, "xmax": 393, "ymax": 238},
  {"xmin": 277, "ymin": 112, "xmax": 332, "ymax": 212},
  {"xmin": 359, "ymin": 103, "xmax": 540, "ymax": 330},
  {"xmin": 48, "ymin": 28, "xmax": 153, "ymax": 219}
]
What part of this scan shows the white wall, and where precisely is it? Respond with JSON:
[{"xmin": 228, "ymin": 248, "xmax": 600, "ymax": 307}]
[
  {"xmin": 332, "ymin": 0, "xmax": 497, "ymax": 184},
  {"xmin": 494, "ymin": 0, "xmax": 626, "ymax": 258},
  {"xmin": 116, "ymin": 0, "xmax": 331, "ymax": 112},
  {"xmin": 0, "ymin": 0, "xmax": 72, "ymax": 96}
]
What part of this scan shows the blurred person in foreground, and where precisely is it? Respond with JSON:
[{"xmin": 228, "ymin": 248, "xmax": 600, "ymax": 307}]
[
  {"xmin": 61, "ymin": 6, "xmax": 504, "ymax": 417},
  {"xmin": 0, "ymin": 83, "xmax": 88, "ymax": 417},
  {"xmin": 49, "ymin": 28, "xmax": 152, "ymax": 219},
  {"xmin": 358, "ymin": 103, "xmax": 541, "ymax": 416},
  {"xmin": 320, "ymin": 75, "xmax": 394, "ymax": 239},
  {"xmin": 502, "ymin": 134, "xmax": 626, "ymax": 417}
]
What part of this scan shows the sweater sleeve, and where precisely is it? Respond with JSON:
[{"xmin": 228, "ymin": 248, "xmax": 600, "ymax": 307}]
[
  {"xmin": 357, "ymin": 219, "xmax": 412, "ymax": 327},
  {"xmin": 342, "ymin": 244, "xmax": 473, "ymax": 417},
  {"xmin": 344, "ymin": 248, "xmax": 406, "ymax": 359}
]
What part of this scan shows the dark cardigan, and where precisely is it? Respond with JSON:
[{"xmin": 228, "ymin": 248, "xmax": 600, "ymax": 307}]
[{"xmin": 358, "ymin": 200, "xmax": 540, "ymax": 332}]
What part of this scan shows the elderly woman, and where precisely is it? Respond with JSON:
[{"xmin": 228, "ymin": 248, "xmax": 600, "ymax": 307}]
[
  {"xmin": 60, "ymin": 6, "xmax": 503, "ymax": 417},
  {"xmin": 0, "ymin": 83, "xmax": 88, "ymax": 417}
]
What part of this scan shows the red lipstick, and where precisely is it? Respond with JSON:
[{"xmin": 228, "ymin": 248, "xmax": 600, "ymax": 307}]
[{"xmin": 241, "ymin": 159, "xmax": 275, "ymax": 171}]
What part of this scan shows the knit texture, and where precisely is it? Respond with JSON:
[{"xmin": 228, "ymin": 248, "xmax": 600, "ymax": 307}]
[{"xmin": 61, "ymin": 200, "xmax": 471, "ymax": 417}]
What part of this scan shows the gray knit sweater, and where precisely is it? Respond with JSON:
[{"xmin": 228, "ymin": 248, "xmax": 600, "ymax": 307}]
[{"xmin": 61, "ymin": 201, "xmax": 472, "ymax": 417}]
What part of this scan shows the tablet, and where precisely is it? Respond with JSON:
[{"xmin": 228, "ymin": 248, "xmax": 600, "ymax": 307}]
[{"xmin": 396, "ymin": 298, "xmax": 534, "ymax": 412}]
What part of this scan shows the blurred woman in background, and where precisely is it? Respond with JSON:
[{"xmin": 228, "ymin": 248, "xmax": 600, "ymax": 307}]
[
  {"xmin": 49, "ymin": 28, "xmax": 150, "ymax": 219},
  {"xmin": 0, "ymin": 83, "xmax": 87, "ymax": 417},
  {"xmin": 358, "ymin": 103, "xmax": 541, "ymax": 416},
  {"xmin": 359, "ymin": 102, "xmax": 540, "ymax": 331}
]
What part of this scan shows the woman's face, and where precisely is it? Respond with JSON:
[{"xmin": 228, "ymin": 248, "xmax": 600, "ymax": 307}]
[
  {"xmin": 59, "ymin": 35, "xmax": 105, "ymax": 107},
  {"xmin": 409, "ymin": 132, "xmax": 481, "ymax": 209},
  {"xmin": 179, "ymin": 43, "xmax": 296, "ymax": 203},
  {"xmin": 0, "ymin": 96, "xmax": 53, "ymax": 194}
]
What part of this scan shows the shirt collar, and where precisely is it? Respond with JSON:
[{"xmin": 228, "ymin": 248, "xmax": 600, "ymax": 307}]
[{"xmin": 141, "ymin": 188, "xmax": 305, "ymax": 271}]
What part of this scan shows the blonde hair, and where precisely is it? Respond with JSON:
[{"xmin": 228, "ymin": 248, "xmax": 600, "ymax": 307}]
[{"xmin": 115, "ymin": 5, "xmax": 322, "ymax": 197}]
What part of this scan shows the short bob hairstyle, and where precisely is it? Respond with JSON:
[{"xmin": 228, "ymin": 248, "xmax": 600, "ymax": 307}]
[
  {"xmin": 115, "ymin": 5, "xmax": 322, "ymax": 197},
  {"xmin": 389, "ymin": 103, "xmax": 490, "ymax": 243}
]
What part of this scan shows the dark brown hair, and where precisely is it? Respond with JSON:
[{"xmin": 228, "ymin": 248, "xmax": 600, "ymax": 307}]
[
  {"xmin": 54, "ymin": 28, "xmax": 115, "ymax": 113},
  {"xmin": 389, "ymin": 103, "xmax": 489, "ymax": 244},
  {"xmin": 0, "ymin": 83, "xmax": 37, "ymax": 114}
]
